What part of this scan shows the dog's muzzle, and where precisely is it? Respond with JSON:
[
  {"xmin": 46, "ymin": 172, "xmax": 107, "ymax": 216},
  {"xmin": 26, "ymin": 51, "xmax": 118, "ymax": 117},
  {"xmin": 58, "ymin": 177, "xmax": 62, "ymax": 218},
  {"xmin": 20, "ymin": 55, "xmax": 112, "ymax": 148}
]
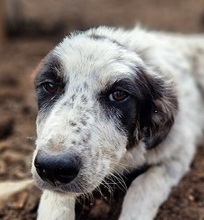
[{"xmin": 34, "ymin": 150, "xmax": 81, "ymax": 186}]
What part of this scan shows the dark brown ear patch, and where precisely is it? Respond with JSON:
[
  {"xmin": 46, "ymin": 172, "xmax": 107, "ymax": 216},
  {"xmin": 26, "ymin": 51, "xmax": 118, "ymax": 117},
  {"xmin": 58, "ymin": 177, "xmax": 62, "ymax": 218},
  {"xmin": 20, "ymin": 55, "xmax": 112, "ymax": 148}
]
[{"xmin": 136, "ymin": 69, "xmax": 178, "ymax": 149}]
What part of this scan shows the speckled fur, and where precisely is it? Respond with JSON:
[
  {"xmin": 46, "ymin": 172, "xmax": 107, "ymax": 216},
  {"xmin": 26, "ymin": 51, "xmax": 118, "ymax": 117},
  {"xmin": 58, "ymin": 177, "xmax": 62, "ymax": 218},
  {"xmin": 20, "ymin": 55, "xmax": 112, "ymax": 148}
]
[{"xmin": 32, "ymin": 26, "xmax": 204, "ymax": 220}]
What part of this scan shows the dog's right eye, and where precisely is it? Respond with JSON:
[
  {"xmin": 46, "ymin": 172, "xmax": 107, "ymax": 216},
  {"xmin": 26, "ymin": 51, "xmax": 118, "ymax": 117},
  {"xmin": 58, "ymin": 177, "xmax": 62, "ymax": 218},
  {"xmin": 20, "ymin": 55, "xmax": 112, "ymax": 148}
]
[{"xmin": 42, "ymin": 82, "xmax": 58, "ymax": 94}]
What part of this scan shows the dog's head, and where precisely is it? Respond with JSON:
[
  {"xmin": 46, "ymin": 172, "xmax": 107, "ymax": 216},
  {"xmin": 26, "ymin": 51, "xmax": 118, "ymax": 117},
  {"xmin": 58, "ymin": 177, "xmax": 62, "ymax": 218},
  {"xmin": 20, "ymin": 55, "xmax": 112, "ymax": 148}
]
[{"xmin": 31, "ymin": 28, "xmax": 178, "ymax": 195}]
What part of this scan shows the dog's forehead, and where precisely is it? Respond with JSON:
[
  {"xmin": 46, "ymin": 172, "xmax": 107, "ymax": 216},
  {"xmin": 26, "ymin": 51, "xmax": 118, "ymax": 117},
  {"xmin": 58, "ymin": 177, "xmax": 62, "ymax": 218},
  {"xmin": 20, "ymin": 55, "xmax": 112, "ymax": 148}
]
[{"xmin": 50, "ymin": 35, "xmax": 141, "ymax": 87}]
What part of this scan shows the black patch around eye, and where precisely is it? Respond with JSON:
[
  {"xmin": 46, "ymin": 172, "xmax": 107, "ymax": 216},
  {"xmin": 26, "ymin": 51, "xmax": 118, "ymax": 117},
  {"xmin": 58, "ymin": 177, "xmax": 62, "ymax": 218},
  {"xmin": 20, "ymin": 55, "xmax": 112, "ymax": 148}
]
[
  {"xmin": 99, "ymin": 79, "xmax": 140, "ymax": 146},
  {"xmin": 35, "ymin": 56, "xmax": 64, "ymax": 87},
  {"xmin": 35, "ymin": 55, "xmax": 65, "ymax": 112}
]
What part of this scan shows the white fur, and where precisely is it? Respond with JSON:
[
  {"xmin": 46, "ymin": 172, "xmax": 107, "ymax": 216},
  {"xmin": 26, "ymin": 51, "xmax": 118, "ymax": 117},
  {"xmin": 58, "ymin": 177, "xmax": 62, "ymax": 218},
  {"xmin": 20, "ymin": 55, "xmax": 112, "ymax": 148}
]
[{"xmin": 32, "ymin": 26, "xmax": 204, "ymax": 220}]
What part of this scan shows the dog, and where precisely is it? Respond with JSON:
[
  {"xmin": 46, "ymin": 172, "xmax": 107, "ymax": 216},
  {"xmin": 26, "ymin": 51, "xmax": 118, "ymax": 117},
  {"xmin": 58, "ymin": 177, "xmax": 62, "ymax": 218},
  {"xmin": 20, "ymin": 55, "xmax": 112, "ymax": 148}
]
[{"xmin": 31, "ymin": 26, "xmax": 204, "ymax": 220}]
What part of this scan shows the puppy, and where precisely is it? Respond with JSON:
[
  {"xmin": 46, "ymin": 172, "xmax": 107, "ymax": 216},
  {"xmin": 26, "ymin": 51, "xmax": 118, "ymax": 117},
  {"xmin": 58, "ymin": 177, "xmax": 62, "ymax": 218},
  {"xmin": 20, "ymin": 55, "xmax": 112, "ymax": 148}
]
[{"xmin": 31, "ymin": 26, "xmax": 204, "ymax": 220}]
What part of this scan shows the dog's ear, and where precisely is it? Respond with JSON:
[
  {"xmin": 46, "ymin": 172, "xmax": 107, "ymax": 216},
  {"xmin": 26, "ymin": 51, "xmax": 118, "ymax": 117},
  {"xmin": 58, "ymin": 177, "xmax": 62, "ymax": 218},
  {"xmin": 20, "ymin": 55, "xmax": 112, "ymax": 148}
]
[{"xmin": 136, "ymin": 68, "xmax": 178, "ymax": 149}]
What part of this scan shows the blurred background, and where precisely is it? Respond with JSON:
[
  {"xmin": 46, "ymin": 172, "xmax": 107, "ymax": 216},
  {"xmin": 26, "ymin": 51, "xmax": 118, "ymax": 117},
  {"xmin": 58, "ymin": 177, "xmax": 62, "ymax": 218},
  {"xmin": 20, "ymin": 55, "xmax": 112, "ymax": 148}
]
[
  {"xmin": 0, "ymin": 0, "xmax": 204, "ymax": 219},
  {"xmin": 1, "ymin": 0, "xmax": 204, "ymax": 41}
]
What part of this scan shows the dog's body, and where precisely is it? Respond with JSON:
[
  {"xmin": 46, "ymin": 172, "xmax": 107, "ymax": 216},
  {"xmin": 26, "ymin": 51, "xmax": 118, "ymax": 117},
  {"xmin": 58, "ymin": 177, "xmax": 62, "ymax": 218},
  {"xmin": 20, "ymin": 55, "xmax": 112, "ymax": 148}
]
[{"xmin": 32, "ymin": 26, "xmax": 204, "ymax": 220}]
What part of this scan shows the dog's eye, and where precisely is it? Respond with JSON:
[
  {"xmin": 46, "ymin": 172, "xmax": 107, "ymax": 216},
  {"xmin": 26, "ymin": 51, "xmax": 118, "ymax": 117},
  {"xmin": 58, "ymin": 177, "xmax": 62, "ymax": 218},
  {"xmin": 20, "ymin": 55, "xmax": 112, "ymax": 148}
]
[
  {"xmin": 42, "ymin": 82, "xmax": 58, "ymax": 94},
  {"xmin": 109, "ymin": 90, "xmax": 129, "ymax": 102}
]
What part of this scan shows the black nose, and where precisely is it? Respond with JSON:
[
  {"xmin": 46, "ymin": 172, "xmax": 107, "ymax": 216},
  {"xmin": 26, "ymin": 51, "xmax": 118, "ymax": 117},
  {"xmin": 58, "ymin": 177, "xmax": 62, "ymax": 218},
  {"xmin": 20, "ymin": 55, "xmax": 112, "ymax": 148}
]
[{"xmin": 34, "ymin": 151, "xmax": 81, "ymax": 185}]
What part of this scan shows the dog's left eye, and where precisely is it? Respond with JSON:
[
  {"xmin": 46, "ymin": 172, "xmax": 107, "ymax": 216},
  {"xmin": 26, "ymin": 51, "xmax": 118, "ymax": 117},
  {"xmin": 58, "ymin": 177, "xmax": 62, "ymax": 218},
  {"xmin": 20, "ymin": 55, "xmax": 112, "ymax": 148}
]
[
  {"xmin": 109, "ymin": 90, "xmax": 129, "ymax": 102},
  {"xmin": 42, "ymin": 82, "xmax": 58, "ymax": 94}
]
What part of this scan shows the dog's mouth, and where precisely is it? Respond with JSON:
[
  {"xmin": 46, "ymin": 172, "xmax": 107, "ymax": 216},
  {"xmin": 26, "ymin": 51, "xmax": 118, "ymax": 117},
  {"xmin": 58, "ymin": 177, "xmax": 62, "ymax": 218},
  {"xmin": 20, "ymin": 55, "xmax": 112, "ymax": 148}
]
[
  {"xmin": 32, "ymin": 143, "xmax": 124, "ymax": 195},
  {"xmin": 33, "ymin": 168, "xmax": 104, "ymax": 195}
]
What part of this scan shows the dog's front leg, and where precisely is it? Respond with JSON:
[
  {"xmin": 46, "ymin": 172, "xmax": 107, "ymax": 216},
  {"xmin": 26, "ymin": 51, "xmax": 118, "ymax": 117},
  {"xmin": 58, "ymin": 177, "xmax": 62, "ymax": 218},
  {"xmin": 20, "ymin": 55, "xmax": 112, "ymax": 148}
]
[
  {"xmin": 37, "ymin": 190, "xmax": 75, "ymax": 220},
  {"xmin": 119, "ymin": 157, "xmax": 191, "ymax": 220}
]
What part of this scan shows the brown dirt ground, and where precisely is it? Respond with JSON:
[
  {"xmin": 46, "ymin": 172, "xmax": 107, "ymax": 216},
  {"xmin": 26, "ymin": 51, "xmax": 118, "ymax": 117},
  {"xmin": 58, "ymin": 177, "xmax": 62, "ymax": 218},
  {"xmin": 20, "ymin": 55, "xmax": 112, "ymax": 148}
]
[{"xmin": 0, "ymin": 1, "xmax": 204, "ymax": 218}]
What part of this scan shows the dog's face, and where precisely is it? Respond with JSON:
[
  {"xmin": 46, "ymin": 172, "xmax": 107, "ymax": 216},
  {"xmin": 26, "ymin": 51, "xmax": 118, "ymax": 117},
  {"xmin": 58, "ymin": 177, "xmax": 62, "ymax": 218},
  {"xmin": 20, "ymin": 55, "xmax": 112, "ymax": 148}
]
[{"xmin": 32, "ymin": 31, "xmax": 178, "ymax": 195}]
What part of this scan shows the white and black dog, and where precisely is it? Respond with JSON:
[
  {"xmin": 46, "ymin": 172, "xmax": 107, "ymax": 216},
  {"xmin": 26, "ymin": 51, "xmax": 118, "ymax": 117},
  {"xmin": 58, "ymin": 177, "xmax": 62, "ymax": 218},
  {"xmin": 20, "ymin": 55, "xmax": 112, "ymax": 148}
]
[{"xmin": 31, "ymin": 26, "xmax": 204, "ymax": 220}]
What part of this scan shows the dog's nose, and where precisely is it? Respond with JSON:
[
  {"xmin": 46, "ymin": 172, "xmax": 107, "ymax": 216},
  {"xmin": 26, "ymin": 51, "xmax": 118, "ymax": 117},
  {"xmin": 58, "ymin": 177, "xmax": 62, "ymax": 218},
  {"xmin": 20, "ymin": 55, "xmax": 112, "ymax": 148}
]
[{"xmin": 34, "ymin": 151, "xmax": 81, "ymax": 185}]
